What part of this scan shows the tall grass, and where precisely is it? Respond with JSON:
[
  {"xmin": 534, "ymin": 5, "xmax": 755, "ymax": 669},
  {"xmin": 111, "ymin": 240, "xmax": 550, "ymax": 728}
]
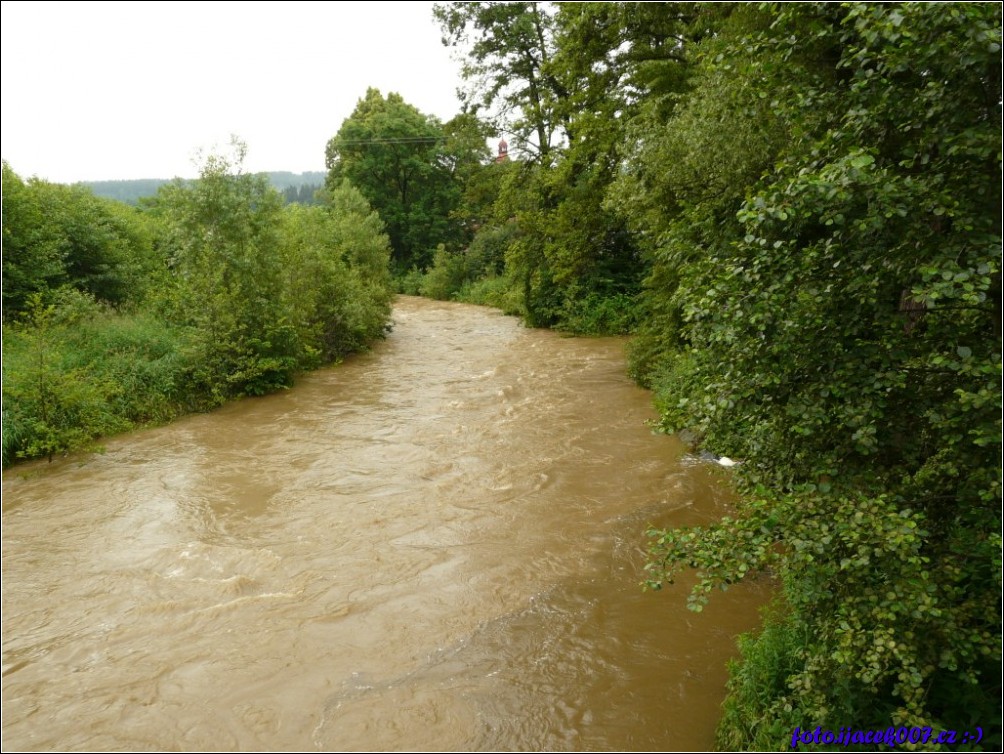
[{"xmin": 2, "ymin": 299, "xmax": 191, "ymax": 465}]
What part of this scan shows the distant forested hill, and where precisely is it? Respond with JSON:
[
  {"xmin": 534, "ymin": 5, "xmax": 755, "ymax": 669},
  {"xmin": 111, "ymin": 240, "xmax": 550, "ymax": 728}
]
[
  {"xmin": 262, "ymin": 171, "xmax": 326, "ymax": 191},
  {"xmin": 79, "ymin": 178, "xmax": 169, "ymax": 204},
  {"xmin": 80, "ymin": 171, "xmax": 326, "ymax": 204}
]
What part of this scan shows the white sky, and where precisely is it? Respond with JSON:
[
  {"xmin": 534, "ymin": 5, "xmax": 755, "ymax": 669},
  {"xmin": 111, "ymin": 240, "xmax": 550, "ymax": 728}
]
[{"xmin": 1, "ymin": 0, "xmax": 464, "ymax": 183}]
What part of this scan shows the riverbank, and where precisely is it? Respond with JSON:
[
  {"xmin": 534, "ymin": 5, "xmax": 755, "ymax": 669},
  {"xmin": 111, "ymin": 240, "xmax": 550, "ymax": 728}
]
[{"xmin": 2, "ymin": 296, "xmax": 766, "ymax": 750}]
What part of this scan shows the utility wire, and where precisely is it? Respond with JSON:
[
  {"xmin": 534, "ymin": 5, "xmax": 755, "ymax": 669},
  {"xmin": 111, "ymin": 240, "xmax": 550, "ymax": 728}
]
[{"xmin": 332, "ymin": 136, "xmax": 446, "ymax": 146}]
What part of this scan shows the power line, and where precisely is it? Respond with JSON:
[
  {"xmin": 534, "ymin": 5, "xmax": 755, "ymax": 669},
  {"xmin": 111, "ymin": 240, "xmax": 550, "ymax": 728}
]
[{"xmin": 332, "ymin": 136, "xmax": 446, "ymax": 146}]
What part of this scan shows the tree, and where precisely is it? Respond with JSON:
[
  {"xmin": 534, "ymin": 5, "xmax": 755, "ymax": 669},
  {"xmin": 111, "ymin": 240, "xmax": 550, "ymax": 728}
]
[
  {"xmin": 2, "ymin": 161, "xmax": 66, "ymax": 318},
  {"xmin": 434, "ymin": 2, "xmax": 704, "ymax": 332},
  {"xmin": 278, "ymin": 180, "xmax": 393, "ymax": 363},
  {"xmin": 435, "ymin": 1, "xmax": 567, "ymax": 161},
  {"xmin": 157, "ymin": 138, "xmax": 298, "ymax": 400},
  {"xmin": 2, "ymin": 162, "xmax": 159, "ymax": 319},
  {"xmin": 608, "ymin": 3, "xmax": 789, "ymax": 379},
  {"xmin": 438, "ymin": 112, "xmax": 495, "ymax": 230},
  {"xmin": 636, "ymin": 3, "xmax": 1002, "ymax": 746},
  {"xmin": 324, "ymin": 88, "xmax": 460, "ymax": 271}
]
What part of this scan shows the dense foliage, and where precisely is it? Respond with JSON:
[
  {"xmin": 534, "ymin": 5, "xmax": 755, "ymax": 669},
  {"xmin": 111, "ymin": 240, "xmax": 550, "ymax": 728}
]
[
  {"xmin": 3, "ymin": 161, "xmax": 162, "ymax": 316},
  {"xmin": 434, "ymin": 1, "xmax": 1001, "ymax": 748},
  {"xmin": 324, "ymin": 88, "xmax": 479, "ymax": 272},
  {"xmin": 424, "ymin": 1, "xmax": 703, "ymax": 333},
  {"xmin": 2, "ymin": 144, "xmax": 392, "ymax": 466}
]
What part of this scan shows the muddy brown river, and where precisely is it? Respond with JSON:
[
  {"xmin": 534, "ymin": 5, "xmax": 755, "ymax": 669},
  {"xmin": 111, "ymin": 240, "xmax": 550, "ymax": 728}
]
[{"xmin": 2, "ymin": 296, "xmax": 765, "ymax": 751}]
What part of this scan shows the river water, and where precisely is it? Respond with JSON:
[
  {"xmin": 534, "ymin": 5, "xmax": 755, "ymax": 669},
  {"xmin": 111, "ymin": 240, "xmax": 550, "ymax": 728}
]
[{"xmin": 2, "ymin": 296, "xmax": 765, "ymax": 751}]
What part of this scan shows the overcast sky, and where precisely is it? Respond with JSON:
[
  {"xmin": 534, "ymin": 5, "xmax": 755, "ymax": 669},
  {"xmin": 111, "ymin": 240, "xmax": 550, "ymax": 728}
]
[{"xmin": 1, "ymin": 0, "xmax": 464, "ymax": 183}]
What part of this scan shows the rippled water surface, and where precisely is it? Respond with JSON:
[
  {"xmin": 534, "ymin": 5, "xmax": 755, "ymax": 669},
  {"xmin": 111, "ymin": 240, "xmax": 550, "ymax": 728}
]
[{"xmin": 2, "ymin": 296, "xmax": 765, "ymax": 751}]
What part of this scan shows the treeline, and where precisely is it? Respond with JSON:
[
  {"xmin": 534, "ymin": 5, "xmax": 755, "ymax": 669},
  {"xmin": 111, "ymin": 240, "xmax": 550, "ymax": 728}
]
[
  {"xmin": 390, "ymin": 1, "xmax": 997, "ymax": 748},
  {"xmin": 281, "ymin": 182, "xmax": 323, "ymax": 205},
  {"xmin": 80, "ymin": 171, "xmax": 327, "ymax": 205},
  {"xmin": 2, "ymin": 145, "xmax": 393, "ymax": 466}
]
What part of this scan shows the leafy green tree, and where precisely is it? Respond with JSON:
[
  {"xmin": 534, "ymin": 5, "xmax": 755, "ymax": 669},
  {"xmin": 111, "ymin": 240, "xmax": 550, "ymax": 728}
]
[
  {"xmin": 157, "ymin": 139, "xmax": 299, "ymax": 400},
  {"xmin": 435, "ymin": 1, "xmax": 567, "ymax": 161},
  {"xmin": 2, "ymin": 161, "xmax": 66, "ymax": 318},
  {"xmin": 52, "ymin": 185, "xmax": 160, "ymax": 307},
  {"xmin": 297, "ymin": 184, "xmax": 322, "ymax": 205},
  {"xmin": 439, "ymin": 112, "xmax": 496, "ymax": 233},
  {"xmin": 325, "ymin": 88, "xmax": 460, "ymax": 271},
  {"xmin": 279, "ymin": 180, "xmax": 393, "ymax": 363},
  {"xmin": 2, "ymin": 162, "xmax": 159, "ymax": 318},
  {"xmin": 608, "ymin": 3, "xmax": 790, "ymax": 380},
  {"xmin": 433, "ymin": 2, "xmax": 708, "ymax": 334},
  {"xmin": 636, "ymin": 3, "xmax": 1002, "ymax": 745}
]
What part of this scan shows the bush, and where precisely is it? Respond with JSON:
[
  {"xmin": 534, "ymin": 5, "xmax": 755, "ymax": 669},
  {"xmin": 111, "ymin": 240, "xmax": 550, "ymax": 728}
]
[
  {"xmin": 395, "ymin": 266, "xmax": 425, "ymax": 295},
  {"xmin": 2, "ymin": 294, "xmax": 131, "ymax": 463},
  {"xmin": 556, "ymin": 291, "xmax": 639, "ymax": 335},
  {"xmin": 717, "ymin": 607, "xmax": 805, "ymax": 751},
  {"xmin": 455, "ymin": 274, "xmax": 524, "ymax": 316},
  {"xmin": 420, "ymin": 245, "xmax": 469, "ymax": 300},
  {"xmin": 464, "ymin": 223, "xmax": 516, "ymax": 278}
]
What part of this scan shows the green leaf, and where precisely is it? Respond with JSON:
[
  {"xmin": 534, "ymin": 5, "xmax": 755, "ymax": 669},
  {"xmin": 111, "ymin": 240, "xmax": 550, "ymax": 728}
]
[{"xmin": 849, "ymin": 153, "xmax": 875, "ymax": 169}]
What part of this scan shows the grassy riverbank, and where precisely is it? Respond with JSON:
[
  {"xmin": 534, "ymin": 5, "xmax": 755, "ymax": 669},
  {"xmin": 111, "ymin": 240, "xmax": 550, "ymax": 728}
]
[{"xmin": 2, "ymin": 153, "xmax": 393, "ymax": 467}]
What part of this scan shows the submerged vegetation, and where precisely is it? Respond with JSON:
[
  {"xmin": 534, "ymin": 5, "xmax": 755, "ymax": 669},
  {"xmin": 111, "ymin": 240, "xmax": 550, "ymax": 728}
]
[{"xmin": 2, "ymin": 2, "xmax": 1000, "ymax": 748}]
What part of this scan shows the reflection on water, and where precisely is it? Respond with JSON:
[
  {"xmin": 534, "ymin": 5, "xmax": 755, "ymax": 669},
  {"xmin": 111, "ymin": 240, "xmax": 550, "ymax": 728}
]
[{"xmin": 2, "ymin": 296, "xmax": 765, "ymax": 751}]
